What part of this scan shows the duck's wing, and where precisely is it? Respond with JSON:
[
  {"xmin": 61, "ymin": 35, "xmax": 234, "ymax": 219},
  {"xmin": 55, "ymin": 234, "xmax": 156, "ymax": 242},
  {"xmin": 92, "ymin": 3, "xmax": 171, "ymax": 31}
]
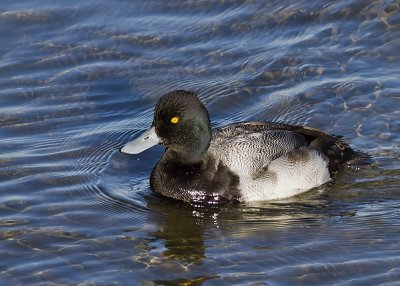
[
  {"xmin": 212, "ymin": 121, "xmax": 371, "ymax": 174},
  {"xmin": 210, "ymin": 123, "xmax": 309, "ymax": 175}
]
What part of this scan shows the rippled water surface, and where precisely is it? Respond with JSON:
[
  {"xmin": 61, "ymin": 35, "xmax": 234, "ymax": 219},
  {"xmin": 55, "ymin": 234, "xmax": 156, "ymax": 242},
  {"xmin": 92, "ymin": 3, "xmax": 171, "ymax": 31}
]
[{"xmin": 1, "ymin": 0, "xmax": 400, "ymax": 284}]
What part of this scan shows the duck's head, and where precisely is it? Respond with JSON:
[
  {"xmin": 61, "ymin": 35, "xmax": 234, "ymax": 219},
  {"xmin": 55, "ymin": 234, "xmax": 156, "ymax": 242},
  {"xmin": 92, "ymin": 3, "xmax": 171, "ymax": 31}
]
[{"xmin": 121, "ymin": 90, "xmax": 211, "ymax": 163}]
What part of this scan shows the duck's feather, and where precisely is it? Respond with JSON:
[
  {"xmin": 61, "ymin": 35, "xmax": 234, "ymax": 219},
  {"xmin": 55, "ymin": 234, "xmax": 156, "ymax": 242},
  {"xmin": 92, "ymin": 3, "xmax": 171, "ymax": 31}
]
[
  {"xmin": 205, "ymin": 121, "xmax": 370, "ymax": 201},
  {"xmin": 150, "ymin": 121, "xmax": 370, "ymax": 203},
  {"xmin": 211, "ymin": 121, "xmax": 370, "ymax": 174}
]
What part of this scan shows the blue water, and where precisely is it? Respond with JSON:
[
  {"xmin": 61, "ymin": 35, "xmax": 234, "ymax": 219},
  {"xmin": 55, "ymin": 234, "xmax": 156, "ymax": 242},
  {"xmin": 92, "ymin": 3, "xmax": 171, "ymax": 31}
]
[{"xmin": 1, "ymin": 0, "xmax": 399, "ymax": 284}]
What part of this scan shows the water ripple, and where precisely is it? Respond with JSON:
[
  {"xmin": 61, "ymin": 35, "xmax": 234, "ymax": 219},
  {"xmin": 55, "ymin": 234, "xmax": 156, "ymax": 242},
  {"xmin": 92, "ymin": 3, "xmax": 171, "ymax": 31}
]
[{"xmin": 0, "ymin": 0, "xmax": 399, "ymax": 284}]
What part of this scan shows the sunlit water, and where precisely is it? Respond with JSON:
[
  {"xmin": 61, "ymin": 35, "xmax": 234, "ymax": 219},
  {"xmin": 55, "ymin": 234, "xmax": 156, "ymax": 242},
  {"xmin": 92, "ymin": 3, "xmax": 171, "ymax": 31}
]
[{"xmin": 1, "ymin": 0, "xmax": 399, "ymax": 285}]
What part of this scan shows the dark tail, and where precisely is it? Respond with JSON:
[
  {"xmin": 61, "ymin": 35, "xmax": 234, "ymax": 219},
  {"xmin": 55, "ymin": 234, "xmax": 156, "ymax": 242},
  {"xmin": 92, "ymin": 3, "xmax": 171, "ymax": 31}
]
[
  {"xmin": 291, "ymin": 126, "xmax": 373, "ymax": 174},
  {"xmin": 345, "ymin": 150, "xmax": 373, "ymax": 170},
  {"xmin": 311, "ymin": 136, "xmax": 373, "ymax": 174}
]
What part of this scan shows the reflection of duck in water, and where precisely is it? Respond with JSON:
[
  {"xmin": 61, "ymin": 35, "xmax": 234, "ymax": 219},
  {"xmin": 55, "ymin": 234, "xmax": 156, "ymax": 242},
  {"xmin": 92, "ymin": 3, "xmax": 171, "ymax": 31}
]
[
  {"xmin": 148, "ymin": 200, "xmax": 208, "ymax": 265},
  {"xmin": 121, "ymin": 90, "xmax": 369, "ymax": 204}
]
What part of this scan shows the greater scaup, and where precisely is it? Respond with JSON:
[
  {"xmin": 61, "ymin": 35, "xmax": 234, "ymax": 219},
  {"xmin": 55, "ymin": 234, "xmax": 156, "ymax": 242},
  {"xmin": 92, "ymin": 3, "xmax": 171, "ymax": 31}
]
[{"xmin": 121, "ymin": 90, "xmax": 368, "ymax": 204}]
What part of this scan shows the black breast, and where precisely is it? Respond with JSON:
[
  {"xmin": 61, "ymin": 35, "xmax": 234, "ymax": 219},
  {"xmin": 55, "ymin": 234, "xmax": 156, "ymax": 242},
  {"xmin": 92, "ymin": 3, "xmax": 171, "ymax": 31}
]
[{"xmin": 150, "ymin": 154, "xmax": 240, "ymax": 204}]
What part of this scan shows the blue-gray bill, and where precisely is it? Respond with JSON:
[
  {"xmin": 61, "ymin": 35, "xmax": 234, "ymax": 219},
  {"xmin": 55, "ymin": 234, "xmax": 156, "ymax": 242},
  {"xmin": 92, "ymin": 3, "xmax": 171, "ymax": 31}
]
[{"xmin": 120, "ymin": 126, "xmax": 160, "ymax": 154}]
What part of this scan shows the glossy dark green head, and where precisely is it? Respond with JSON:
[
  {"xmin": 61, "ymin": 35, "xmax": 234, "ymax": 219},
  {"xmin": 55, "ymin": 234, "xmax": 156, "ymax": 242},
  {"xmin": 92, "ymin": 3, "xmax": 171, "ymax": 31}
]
[
  {"xmin": 154, "ymin": 90, "xmax": 211, "ymax": 162},
  {"xmin": 121, "ymin": 90, "xmax": 211, "ymax": 163}
]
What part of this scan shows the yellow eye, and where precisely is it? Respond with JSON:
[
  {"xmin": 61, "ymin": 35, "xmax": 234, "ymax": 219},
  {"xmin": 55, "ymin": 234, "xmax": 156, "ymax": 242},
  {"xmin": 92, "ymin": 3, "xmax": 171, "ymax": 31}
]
[{"xmin": 170, "ymin": 116, "xmax": 179, "ymax": 124}]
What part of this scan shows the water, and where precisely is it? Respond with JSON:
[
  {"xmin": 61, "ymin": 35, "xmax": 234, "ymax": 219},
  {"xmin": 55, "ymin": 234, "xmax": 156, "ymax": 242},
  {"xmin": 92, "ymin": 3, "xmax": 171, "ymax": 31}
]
[{"xmin": 1, "ymin": 0, "xmax": 399, "ymax": 284}]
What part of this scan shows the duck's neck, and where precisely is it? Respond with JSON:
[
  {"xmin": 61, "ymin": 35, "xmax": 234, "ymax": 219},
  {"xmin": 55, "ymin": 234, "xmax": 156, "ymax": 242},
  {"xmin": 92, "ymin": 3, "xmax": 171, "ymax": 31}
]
[{"xmin": 166, "ymin": 147, "xmax": 207, "ymax": 164}]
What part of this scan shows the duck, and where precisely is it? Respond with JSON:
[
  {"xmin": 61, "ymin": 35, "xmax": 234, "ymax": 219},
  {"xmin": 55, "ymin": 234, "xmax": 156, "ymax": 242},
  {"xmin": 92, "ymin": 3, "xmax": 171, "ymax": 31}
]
[{"xmin": 121, "ymin": 90, "xmax": 368, "ymax": 204}]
